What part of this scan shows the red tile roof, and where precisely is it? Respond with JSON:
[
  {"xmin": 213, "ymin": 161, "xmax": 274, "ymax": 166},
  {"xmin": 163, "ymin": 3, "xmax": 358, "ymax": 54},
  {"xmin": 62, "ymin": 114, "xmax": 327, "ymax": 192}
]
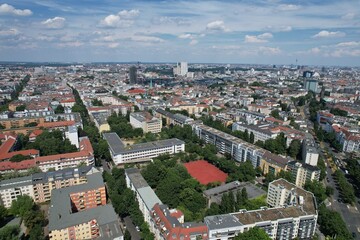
[
  {"xmin": 38, "ymin": 120, "xmax": 75, "ymax": 128},
  {"xmin": 0, "ymin": 159, "xmax": 36, "ymax": 171},
  {"xmin": 0, "ymin": 136, "xmax": 16, "ymax": 154}
]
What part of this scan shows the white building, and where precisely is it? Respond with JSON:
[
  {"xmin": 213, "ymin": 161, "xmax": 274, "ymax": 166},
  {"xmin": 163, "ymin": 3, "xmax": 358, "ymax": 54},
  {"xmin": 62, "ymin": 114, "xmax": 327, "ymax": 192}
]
[
  {"xmin": 65, "ymin": 125, "xmax": 79, "ymax": 148},
  {"xmin": 0, "ymin": 176, "xmax": 34, "ymax": 208},
  {"xmin": 173, "ymin": 62, "xmax": 188, "ymax": 76},
  {"xmin": 302, "ymin": 136, "xmax": 319, "ymax": 166},
  {"xmin": 104, "ymin": 132, "xmax": 185, "ymax": 165}
]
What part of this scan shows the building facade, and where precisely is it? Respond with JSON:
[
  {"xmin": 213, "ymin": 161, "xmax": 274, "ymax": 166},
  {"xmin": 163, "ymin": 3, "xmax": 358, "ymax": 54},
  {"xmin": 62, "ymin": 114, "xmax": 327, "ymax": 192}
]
[
  {"xmin": 130, "ymin": 112, "xmax": 162, "ymax": 133},
  {"xmin": 104, "ymin": 132, "xmax": 184, "ymax": 165}
]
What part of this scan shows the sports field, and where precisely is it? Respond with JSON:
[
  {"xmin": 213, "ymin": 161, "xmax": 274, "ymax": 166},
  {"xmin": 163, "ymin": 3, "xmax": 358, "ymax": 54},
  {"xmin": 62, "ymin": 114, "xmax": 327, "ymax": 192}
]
[{"xmin": 183, "ymin": 160, "xmax": 228, "ymax": 185}]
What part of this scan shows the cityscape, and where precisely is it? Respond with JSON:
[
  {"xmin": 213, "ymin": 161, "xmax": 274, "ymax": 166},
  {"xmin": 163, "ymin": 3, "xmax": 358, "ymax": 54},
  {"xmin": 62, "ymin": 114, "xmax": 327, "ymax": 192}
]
[{"xmin": 1, "ymin": 1, "xmax": 360, "ymax": 240}]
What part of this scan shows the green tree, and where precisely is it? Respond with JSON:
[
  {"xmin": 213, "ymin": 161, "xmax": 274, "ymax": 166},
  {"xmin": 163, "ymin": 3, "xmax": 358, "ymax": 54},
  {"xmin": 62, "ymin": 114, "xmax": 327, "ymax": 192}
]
[
  {"xmin": 0, "ymin": 205, "xmax": 7, "ymax": 225},
  {"xmin": 234, "ymin": 227, "xmax": 271, "ymax": 240},
  {"xmin": 10, "ymin": 195, "xmax": 34, "ymax": 218},
  {"xmin": 249, "ymin": 132, "xmax": 255, "ymax": 144},
  {"xmin": 0, "ymin": 225, "xmax": 20, "ymax": 240},
  {"xmin": 54, "ymin": 104, "xmax": 65, "ymax": 114},
  {"xmin": 9, "ymin": 154, "xmax": 31, "ymax": 162},
  {"xmin": 270, "ymin": 109, "xmax": 281, "ymax": 119},
  {"xmin": 287, "ymin": 139, "xmax": 302, "ymax": 159},
  {"xmin": 15, "ymin": 105, "xmax": 26, "ymax": 111}
]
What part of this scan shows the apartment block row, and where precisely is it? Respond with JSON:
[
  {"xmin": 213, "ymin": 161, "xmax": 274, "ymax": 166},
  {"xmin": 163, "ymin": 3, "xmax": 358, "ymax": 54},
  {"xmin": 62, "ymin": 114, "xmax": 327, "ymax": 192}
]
[
  {"xmin": 154, "ymin": 108, "xmax": 194, "ymax": 127},
  {"xmin": 0, "ymin": 166, "xmax": 97, "ymax": 208},
  {"xmin": 130, "ymin": 111, "xmax": 162, "ymax": 133},
  {"xmin": 0, "ymin": 136, "xmax": 94, "ymax": 173},
  {"xmin": 104, "ymin": 132, "xmax": 184, "ymax": 165},
  {"xmin": 192, "ymin": 123, "xmax": 289, "ymax": 175},
  {"xmin": 48, "ymin": 169, "xmax": 123, "ymax": 240},
  {"xmin": 125, "ymin": 168, "xmax": 318, "ymax": 240}
]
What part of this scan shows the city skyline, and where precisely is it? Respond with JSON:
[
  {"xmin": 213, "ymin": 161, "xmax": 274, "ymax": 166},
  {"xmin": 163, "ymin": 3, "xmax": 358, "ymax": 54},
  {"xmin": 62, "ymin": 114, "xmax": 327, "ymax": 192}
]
[{"xmin": 0, "ymin": 0, "xmax": 359, "ymax": 66}]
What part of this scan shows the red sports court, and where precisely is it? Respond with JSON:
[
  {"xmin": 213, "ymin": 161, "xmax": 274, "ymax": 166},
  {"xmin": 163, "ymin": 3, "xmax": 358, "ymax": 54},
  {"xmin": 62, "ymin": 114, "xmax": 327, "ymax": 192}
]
[{"xmin": 184, "ymin": 160, "xmax": 228, "ymax": 185}]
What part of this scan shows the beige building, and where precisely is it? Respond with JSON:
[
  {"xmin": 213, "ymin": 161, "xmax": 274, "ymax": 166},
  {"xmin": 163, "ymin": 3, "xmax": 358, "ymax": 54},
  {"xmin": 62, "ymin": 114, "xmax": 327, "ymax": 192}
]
[
  {"xmin": 130, "ymin": 112, "xmax": 162, "ymax": 133},
  {"xmin": 288, "ymin": 161, "xmax": 320, "ymax": 188}
]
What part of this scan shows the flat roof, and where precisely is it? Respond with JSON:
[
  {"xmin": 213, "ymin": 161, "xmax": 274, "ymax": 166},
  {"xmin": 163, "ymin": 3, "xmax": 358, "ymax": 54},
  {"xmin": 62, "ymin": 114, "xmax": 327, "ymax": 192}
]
[
  {"xmin": 125, "ymin": 168, "xmax": 149, "ymax": 189},
  {"xmin": 204, "ymin": 214, "xmax": 243, "ymax": 230},
  {"xmin": 104, "ymin": 132, "xmax": 184, "ymax": 155},
  {"xmin": 138, "ymin": 186, "xmax": 162, "ymax": 211}
]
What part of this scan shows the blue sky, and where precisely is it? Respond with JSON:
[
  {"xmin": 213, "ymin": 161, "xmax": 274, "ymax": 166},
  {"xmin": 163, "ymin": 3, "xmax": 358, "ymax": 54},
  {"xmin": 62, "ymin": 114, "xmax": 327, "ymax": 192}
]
[{"xmin": 0, "ymin": 0, "xmax": 359, "ymax": 66}]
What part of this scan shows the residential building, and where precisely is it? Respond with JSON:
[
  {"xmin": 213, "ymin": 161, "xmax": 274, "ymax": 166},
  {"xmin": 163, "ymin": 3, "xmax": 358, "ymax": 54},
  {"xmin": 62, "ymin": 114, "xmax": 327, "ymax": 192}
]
[
  {"xmin": 90, "ymin": 111, "xmax": 111, "ymax": 133},
  {"xmin": 232, "ymin": 122, "xmax": 277, "ymax": 143},
  {"xmin": 130, "ymin": 112, "xmax": 162, "ymax": 133},
  {"xmin": 125, "ymin": 168, "xmax": 163, "ymax": 226},
  {"xmin": 48, "ymin": 171, "xmax": 122, "ymax": 240},
  {"xmin": 205, "ymin": 179, "xmax": 318, "ymax": 240},
  {"xmin": 287, "ymin": 161, "xmax": 320, "ymax": 188},
  {"xmin": 154, "ymin": 108, "xmax": 194, "ymax": 127},
  {"xmin": 151, "ymin": 203, "xmax": 208, "ymax": 240},
  {"xmin": 0, "ymin": 166, "xmax": 99, "ymax": 208},
  {"xmin": 173, "ymin": 62, "xmax": 188, "ymax": 76},
  {"xmin": 304, "ymin": 79, "xmax": 318, "ymax": 93},
  {"xmin": 104, "ymin": 132, "xmax": 184, "ymax": 165},
  {"xmin": 302, "ymin": 135, "xmax": 319, "ymax": 166},
  {"xmin": 192, "ymin": 124, "xmax": 288, "ymax": 174},
  {"xmin": 65, "ymin": 125, "xmax": 79, "ymax": 148}
]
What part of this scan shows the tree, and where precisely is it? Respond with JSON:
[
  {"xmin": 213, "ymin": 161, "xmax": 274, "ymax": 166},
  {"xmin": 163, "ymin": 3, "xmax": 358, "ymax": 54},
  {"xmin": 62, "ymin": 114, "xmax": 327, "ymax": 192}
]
[
  {"xmin": 10, "ymin": 195, "xmax": 34, "ymax": 218},
  {"xmin": 270, "ymin": 110, "xmax": 281, "ymax": 120},
  {"xmin": 0, "ymin": 225, "xmax": 20, "ymax": 240},
  {"xmin": 0, "ymin": 205, "xmax": 7, "ymax": 225},
  {"xmin": 234, "ymin": 227, "xmax": 271, "ymax": 240},
  {"xmin": 249, "ymin": 132, "xmax": 254, "ymax": 144},
  {"xmin": 0, "ymin": 124, "xmax": 4, "ymax": 130},
  {"xmin": 9, "ymin": 154, "xmax": 31, "ymax": 162},
  {"xmin": 287, "ymin": 139, "xmax": 302, "ymax": 159},
  {"xmin": 318, "ymin": 205, "xmax": 352, "ymax": 239},
  {"xmin": 54, "ymin": 104, "xmax": 65, "ymax": 114},
  {"xmin": 15, "ymin": 105, "xmax": 26, "ymax": 111}
]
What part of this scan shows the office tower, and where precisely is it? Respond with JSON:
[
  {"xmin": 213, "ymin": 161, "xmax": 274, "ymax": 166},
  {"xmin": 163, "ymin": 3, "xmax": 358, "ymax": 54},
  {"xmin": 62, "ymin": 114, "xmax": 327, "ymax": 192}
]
[{"xmin": 129, "ymin": 66, "xmax": 137, "ymax": 84}]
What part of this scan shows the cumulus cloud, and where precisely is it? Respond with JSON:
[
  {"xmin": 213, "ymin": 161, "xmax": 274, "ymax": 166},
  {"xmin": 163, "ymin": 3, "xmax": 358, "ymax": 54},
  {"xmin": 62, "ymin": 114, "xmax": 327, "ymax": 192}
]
[
  {"xmin": 118, "ymin": 9, "xmax": 139, "ymax": 19},
  {"xmin": 312, "ymin": 30, "xmax": 345, "ymax": 38},
  {"xmin": 206, "ymin": 20, "xmax": 229, "ymax": 32},
  {"xmin": 0, "ymin": 3, "xmax": 32, "ymax": 16},
  {"xmin": 265, "ymin": 25, "xmax": 292, "ymax": 32},
  {"xmin": 0, "ymin": 28, "xmax": 19, "ymax": 36},
  {"xmin": 101, "ymin": 9, "xmax": 139, "ymax": 28},
  {"xmin": 277, "ymin": 4, "xmax": 301, "ymax": 11},
  {"xmin": 245, "ymin": 32, "xmax": 273, "ymax": 43},
  {"xmin": 41, "ymin": 17, "xmax": 66, "ymax": 29},
  {"xmin": 57, "ymin": 41, "xmax": 83, "ymax": 48},
  {"xmin": 152, "ymin": 16, "xmax": 190, "ymax": 26}
]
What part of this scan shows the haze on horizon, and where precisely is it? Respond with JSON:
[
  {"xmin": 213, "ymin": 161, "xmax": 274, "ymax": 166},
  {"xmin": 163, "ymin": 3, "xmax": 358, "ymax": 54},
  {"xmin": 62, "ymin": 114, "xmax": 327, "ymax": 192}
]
[{"xmin": 0, "ymin": 0, "xmax": 359, "ymax": 66}]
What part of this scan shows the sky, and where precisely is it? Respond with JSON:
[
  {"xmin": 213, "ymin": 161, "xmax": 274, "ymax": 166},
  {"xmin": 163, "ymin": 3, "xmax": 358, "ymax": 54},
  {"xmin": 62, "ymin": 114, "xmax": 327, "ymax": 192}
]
[{"xmin": 0, "ymin": 0, "xmax": 359, "ymax": 66}]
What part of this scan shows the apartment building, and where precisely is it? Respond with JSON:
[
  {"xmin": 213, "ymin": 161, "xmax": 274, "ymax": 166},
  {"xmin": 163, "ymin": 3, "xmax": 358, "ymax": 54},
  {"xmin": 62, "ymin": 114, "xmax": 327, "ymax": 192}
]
[
  {"xmin": 192, "ymin": 124, "xmax": 288, "ymax": 174},
  {"xmin": 205, "ymin": 179, "xmax": 318, "ymax": 240},
  {"xmin": 302, "ymin": 135, "xmax": 319, "ymax": 166},
  {"xmin": 0, "ymin": 166, "xmax": 98, "ymax": 208},
  {"xmin": 287, "ymin": 161, "xmax": 320, "ymax": 188},
  {"xmin": 104, "ymin": 132, "xmax": 184, "ymax": 165},
  {"xmin": 90, "ymin": 111, "xmax": 111, "ymax": 133},
  {"xmin": 151, "ymin": 203, "xmax": 208, "ymax": 240},
  {"xmin": 232, "ymin": 122, "xmax": 277, "ymax": 143},
  {"xmin": 125, "ymin": 168, "xmax": 163, "ymax": 225},
  {"xmin": 154, "ymin": 108, "xmax": 194, "ymax": 127},
  {"xmin": 130, "ymin": 112, "xmax": 162, "ymax": 133},
  {"xmin": 48, "ymin": 172, "xmax": 122, "ymax": 240},
  {"xmin": 335, "ymin": 126, "xmax": 360, "ymax": 153}
]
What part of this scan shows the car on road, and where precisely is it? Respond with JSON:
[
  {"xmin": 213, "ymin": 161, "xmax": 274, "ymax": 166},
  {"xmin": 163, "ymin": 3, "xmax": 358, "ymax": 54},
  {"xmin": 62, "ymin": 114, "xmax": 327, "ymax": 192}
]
[
  {"xmin": 135, "ymin": 226, "xmax": 140, "ymax": 232},
  {"xmin": 352, "ymin": 232, "xmax": 356, "ymax": 238}
]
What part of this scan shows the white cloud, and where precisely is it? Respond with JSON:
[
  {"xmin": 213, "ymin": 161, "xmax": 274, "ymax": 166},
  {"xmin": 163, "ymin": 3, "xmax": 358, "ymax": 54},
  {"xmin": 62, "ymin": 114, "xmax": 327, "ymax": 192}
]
[
  {"xmin": 336, "ymin": 41, "xmax": 360, "ymax": 47},
  {"xmin": 0, "ymin": 3, "xmax": 32, "ymax": 16},
  {"xmin": 41, "ymin": 17, "xmax": 66, "ymax": 29},
  {"xmin": 277, "ymin": 4, "xmax": 301, "ymax": 11},
  {"xmin": 189, "ymin": 39, "xmax": 198, "ymax": 45},
  {"xmin": 258, "ymin": 46, "xmax": 281, "ymax": 55},
  {"xmin": 330, "ymin": 49, "xmax": 360, "ymax": 57},
  {"xmin": 178, "ymin": 33, "xmax": 193, "ymax": 39},
  {"xmin": 312, "ymin": 30, "xmax": 345, "ymax": 38},
  {"xmin": 101, "ymin": 9, "xmax": 139, "ymax": 28},
  {"xmin": 0, "ymin": 28, "xmax": 19, "ymax": 36},
  {"xmin": 118, "ymin": 9, "xmax": 139, "ymax": 19},
  {"xmin": 258, "ymin": 32, "xmax": 273, "ymax": 39},
  {"xmin": 206, "ymin": 20, "xmax": 229, "ymax": 32},
  {"xmin": 130, "ymin": 36, "xmax": 164, "ymax": 43},
  {"xmin": 341, "ymin": 13, "xmax": 355, "ymax": 20},
  {"xmin": 245, "ymin": 33, "xmax": 272, "ymax": 43},
  {"xmin": 245, "ymin": 35, "xmax": 267, "ymax": 43},
  {"xmin": 264, "ymin": 25, "xmax": 292, "ymax": 32}
]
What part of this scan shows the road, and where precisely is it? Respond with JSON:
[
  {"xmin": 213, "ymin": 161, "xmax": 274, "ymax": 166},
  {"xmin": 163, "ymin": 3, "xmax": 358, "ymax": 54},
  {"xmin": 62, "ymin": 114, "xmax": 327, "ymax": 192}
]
[{"xmin": 321, "ymin": 144, "xmax": 360, "ymax": 239}]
